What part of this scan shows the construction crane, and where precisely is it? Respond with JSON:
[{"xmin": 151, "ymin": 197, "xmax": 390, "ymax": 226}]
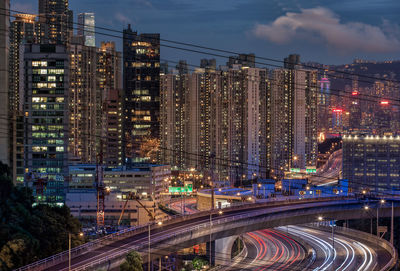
[
  {"xmin": 117, "ymin": 192, "xmax": 155, "ymax": 226},
  {"xmin": 96, "ymin": 140, "xmax": 110, "ymax": 227}
]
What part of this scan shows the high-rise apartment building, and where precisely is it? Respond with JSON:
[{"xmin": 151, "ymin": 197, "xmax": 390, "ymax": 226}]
[
  {"xmin": 9, "ymin": 13, "xmax": 39, "ymax": 183},
  {"xmin": 343, "ymin": 134, "xmax": 400, "ymax": 193},
  {"xmin": 78, "ymin": 13, "xmax": 95, "ymax": 47},
  {"xmin": 318, "ymin": 75, "xmax": 331, "ymax": 132},
  {"xmin": 103, "ymin": 89, "xmax": 123, "ymax": 166},
  {"xmin": 69, "ymin": 36, "xmax": 97, "ymax": 164},
  {"xmin": 24, "ymin": 44, "xmax": 69, "ymax": 204},
  {"xmin": 226, "ymin": 66, "xmax": 269, "ymax": 181},
  {"xmin": 38, "ymin": 0, "xmax": 73, "ymax": 44},
  {"xmin": 160, "ymin": 62, "xmax": 270, "ymax": 183},
  {"xmin": 97, "ymin": 41, "xmax": 122, "ymax": 165},
  {"xmin": 0, "ymin": 0, "xmax": 9, "ymax": 166},
  {"xmin": 227, "ymin": 54, "xmax": 255, "ymax": 68},
  {"xmin": 271, "ymin": 66, "xmax": 318, "ymax": 175},
  {"xmin": 160, "ymin": 70, "xmax": 189, "ymax": 168},
  {"xmin": 9, "ymin": 14, "xmax": 39, "ymax": 112},
  {"xmin": 123, "ymin": 25, "xmax": 160, "ymax": 162}
]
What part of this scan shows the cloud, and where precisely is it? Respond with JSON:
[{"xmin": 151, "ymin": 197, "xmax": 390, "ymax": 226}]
[
  {"xmin": 252, "ymin": 7, "xmax": 400, "ymax": 53},
  {"xmin": 115, "ymin": 12, "xmax": 131, "ymax": 24}
]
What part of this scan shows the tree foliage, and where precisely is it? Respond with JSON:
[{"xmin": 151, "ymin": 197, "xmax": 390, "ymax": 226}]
[
  {"xmin": 120, "ymin": 250, "xmax": 143, "ymax": 271},
  {"xmin": 0, "ymin": 162, "xmax": 83, "ymax": 270},
  {"xmin": 192, "ymin": 256, "xmax": 208, "ymax": 270}
]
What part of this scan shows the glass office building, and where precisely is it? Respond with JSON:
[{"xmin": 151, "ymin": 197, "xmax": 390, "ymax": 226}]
[{"xmin": 343, "ymin": 134, "xmax": 400, "ymax": 193}]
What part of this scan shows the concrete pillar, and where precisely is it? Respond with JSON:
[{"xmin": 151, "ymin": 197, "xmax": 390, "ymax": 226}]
[
  {"xmin": 206, "ymin": 240, "xmax": 215, "ymax": 266},
  {"xmin": 214, "ymin": 235, "xmax": 238, "ymax": 266}
]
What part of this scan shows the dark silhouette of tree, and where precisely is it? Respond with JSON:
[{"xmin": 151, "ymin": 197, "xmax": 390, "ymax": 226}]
[
  {"xmin": 120, "ymin": 250, "xmax": 143, "ymax": 271},
  {"xmin": 0, "ymin": 162, "xmax": 84, "ymax": 270}
]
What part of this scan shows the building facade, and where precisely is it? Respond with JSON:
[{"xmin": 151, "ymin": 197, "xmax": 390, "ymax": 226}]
[
  {"xmin": 97, "ymin": 41, "xmax": 122, "ymax": 165},
  {"xmin": 38, "ymin": 0, "xmax": 73, "ymax": 45},
  {"xmin": 271, "ymin": 68, "xmax": 318, "ymax": 175},
  {"xmin": 123, "ymin": 25, "xmax": 160, "ymax": 162},
  {"xmin": 66, "ymin": 164, "xmax": 171, "ymax": 225},
  {"xmin": 343, "ymin": 134, "xmax": 400, "ymax": 193},
  {"xmin": 0, "ymin": 0, "xmax": 9, "ymax": 165},
  {"xmin": 68, "ymin": 37, "xmax": 98, "ymax": 164},
  {"xmin": 103, "ymin": 89, "xmax": 123, "ymax": 166},
  {"xmin": 160, "ymin": 62, "xmax": 270, "ymax": 183},
  {"xmin": 24, "ymin": 44, "xmax": 69, "ymax": 204},
  {"xmin": 77, "ymin": 13, "xmax": 95, "ymax": 47}
]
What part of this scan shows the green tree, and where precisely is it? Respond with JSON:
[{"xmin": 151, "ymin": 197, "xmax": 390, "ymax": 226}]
[
  {"xmin": 192, "ymin": 256, "xmax": 208, "ymax": 270},
  {"xmin": 120, "ymin": 251, "xmax": 143, "ymax": 271},
  {"xmin": 0, "ymin": 162, "xmax": 84, "ymax": 270}
]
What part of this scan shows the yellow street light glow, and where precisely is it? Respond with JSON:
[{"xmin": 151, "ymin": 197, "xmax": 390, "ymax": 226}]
[
  {"xmin": 364, "ymin": 206, "xmax": 369, "ymax": 210},
  {"xmin": 79, "ymin": 232, "xmax": 84, "ymax": 237},
  {"xmin": 157, "ymin": 221, "xmax": 163, "ymax": 225},
  {"xmin": 318, "ymin": 216, "xmax": 323, "ymax": 221},
  {"xmin": 381, "ymin": 199, "xmax": 385, "ymax": 204},
  {"xmin": 218, "ymin": 210, "xmax": 223, "ymax": 215}
]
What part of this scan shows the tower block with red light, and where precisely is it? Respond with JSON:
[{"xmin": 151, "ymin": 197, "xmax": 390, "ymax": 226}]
[{"xmin": 96, "ymin": 141, "xmax": 110, "ymax": 227}]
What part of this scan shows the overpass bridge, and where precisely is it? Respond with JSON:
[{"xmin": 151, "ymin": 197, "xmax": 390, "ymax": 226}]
[{"xmin": 16, "ymin": 196, "xmax": 400, "ymax": 271}]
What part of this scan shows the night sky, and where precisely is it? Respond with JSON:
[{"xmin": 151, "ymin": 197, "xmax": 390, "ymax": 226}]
[{"xmin": 12, "ymin": 0, "xmax": 400, "ymax": 67}]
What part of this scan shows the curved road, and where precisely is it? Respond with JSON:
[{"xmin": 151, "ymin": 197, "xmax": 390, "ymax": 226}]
[
  {"xmin": 282, "ymin": 225, "xmax": 381, "ymax": 271},
  {"xmin": 228, "ymin": 225, "xmax": 385, "ymax": 271},
  {"xmin": 228, "ymin": 229, "xmax": 306, "ymax": 271}
]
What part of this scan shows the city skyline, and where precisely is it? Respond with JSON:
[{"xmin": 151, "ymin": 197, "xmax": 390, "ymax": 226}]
[{"xmin": 11, "ymin": 0, "xmax": 400, "ymax": 65}]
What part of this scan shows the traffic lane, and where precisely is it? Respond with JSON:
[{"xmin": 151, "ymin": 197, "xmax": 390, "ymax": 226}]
[
  {"xmin": 229, "ymin": 230, "xmax": 306, "ymax": 271},
  {"xmin": 290, "ymin": 226, "xmax": 380, "ymax": 271},
  {"xmin": 282, "ymin": 226, "xmax": 333, "ymax": 270},
  {"xmin": 44, "ymin": 200, "xmax": 360, "ymax": 270},
  {"xmin": 307, "ymin": 226, "xmax": 393, "ymax": 270}
]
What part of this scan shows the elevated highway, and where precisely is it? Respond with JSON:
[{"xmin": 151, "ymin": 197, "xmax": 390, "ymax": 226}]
[{"xmin": 17, "ymin": 196, "xmax": 400, "ymax": 271}]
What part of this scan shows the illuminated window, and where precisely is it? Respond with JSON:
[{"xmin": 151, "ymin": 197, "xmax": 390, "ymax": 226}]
[
  {"xmin": 141, "ymin": 96, "xmax": 151, "ymax": 101},
  {"xmin": 48, "ymin": 76, "xmax": 56, "ymax": 81},
  {"xmin": 56, "ymin": 147, "xmax": 64, "ymax": 152},
  {"xmin": 32, "ymin": 146, "xmax": 47, "ymax": 152}
]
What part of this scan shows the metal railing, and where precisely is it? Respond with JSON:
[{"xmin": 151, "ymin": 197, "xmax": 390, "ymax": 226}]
[
  {"xmin": 69, "ymin": 199, "xmax": 363, "ymax": 270},
  {"xmin": 15, "ymin": 196, "xmax": 360, "ymax": 271}
]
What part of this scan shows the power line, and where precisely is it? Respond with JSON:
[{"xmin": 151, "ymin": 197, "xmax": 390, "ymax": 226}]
[{"xmin": 1, "ymin": 7, "xmax": 400, "ymax": 86}]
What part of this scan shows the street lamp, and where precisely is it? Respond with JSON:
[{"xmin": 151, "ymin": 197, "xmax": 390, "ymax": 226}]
[
  {"xmin": 69, "ymin": 232, "xmax": 84, "ymax": 271},
  {"xmin": 377, "ymin": 200, "xmax": 385, "ymax": 237},
  {"xmin": 148, "ymin": 220, "xmax": 164, "ymax": 270},
  {"xmin": 209, "ymin": 210, "xmax": 223, "ymax": 267}
]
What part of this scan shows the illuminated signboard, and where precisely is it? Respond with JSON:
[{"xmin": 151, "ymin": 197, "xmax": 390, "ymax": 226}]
[
  {"xmin": 306, "ymin": 167, "xmax": 317, "ymax": 174},
  {"xmin": 169, "ymin": 183, "xmax": 193, "ymax": 194},
  {"xmin": 290, "ymin": 168, "xmax": 301, "ymax": 173}
]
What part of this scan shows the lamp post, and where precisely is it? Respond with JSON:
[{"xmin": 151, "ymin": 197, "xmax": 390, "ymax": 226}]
[
  {"xmin": 69, "ymin": 232, "xmax": 84, "ymax": 271},
  {"xmin": 148, "ymin": 221, "xmax": 163, "ymax": 271},
  {"xmin": 318, "ymin": 216, "xmax": 335, "ymax": 270},
  {"xmin": 377, "ymin": 199, "xmax": 385, "ymax": 237},
  {"xmin": 209, "ymin": 210, "xmax": 223, "ymax": 267}
]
